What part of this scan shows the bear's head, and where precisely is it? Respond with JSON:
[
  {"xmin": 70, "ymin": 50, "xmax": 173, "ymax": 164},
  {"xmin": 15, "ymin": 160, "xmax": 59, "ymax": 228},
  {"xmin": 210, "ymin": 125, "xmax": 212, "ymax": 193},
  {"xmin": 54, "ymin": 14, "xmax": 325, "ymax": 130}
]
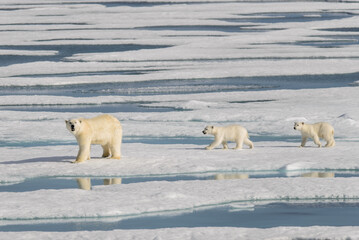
[
  {"xmin": 293, "ymin": 122, "xmax": 304, "ymax": 131},
  {"xmin": 65, "ymin": 119, "xmax": 83, "ymax": 135},
  {"xmin": 202, "ymin": 126, "xmax": 215, "ymax": 135}
]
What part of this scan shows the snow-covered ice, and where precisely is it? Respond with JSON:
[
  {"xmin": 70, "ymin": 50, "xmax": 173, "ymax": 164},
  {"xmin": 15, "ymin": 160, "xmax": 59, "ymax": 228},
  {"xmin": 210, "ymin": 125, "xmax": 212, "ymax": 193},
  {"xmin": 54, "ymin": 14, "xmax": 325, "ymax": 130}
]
[{"xmin": 0, "ymin": 0, "xmax": 359, "ymax": 239}]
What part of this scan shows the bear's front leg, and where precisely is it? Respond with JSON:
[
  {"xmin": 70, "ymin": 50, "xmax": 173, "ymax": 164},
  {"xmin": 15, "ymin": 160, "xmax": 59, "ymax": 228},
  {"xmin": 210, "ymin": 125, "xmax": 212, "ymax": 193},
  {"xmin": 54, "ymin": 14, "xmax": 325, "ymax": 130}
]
[
  {"xmin": 205, "ymin": 144, "xmax": 214, "ymax": 150},
  {"xmin": 74, "ymin": 142, "xmax": 91, "ymax": 163},
  {"xmin": 206, "ymin": 139, "xmax": 221, "ymax": 150},
  {"xmin": 300, "ymin": 136, "xmax": 307, "ymax": 147},
  {"xmin": 222, "ymin": 141, "xmax": 229, "ymax": 150}
]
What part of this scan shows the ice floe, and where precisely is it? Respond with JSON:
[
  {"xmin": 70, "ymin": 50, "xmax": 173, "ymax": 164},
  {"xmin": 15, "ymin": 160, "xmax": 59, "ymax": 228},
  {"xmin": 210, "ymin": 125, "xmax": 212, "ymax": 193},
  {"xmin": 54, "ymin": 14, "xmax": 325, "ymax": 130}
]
[{"xmin": 1, "ymin": 0, "xmax": 359, "ymax": 238}]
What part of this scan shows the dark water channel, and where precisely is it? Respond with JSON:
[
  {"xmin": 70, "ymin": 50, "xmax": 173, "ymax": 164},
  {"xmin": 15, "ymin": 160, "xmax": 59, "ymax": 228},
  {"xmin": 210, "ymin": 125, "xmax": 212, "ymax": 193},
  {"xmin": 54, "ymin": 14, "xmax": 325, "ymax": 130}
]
[
  {"xmin": 1, "ymin": 73, "xmax": 358, "ymax": 97},
  {"xmin": 1, "ymin": 201, "xmax": 358, "ymax": 231},
  {"xmin": 0, "ymin": 170, "xmax": 357, "ymax": 192}
]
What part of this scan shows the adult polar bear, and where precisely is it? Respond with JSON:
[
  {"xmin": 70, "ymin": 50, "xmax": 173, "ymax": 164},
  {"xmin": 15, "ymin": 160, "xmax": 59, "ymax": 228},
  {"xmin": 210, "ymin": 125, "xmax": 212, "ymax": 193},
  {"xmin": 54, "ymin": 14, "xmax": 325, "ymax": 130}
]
[
  {"xmin": 294, "ymin": 122, "xmax": 335, "ymax": 148},
  {"xmin": 202, "ymin": 125, "xmax": 254, "ymax": 150},
  {"xmin": 65, "ymin": 114, "xmax": 122, "ymax": 163}
]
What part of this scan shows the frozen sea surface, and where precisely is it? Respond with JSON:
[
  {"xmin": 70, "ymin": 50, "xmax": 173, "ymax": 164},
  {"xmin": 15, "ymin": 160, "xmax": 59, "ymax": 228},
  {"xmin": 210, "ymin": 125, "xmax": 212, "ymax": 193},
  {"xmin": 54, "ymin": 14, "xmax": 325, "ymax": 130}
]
[{"xmin": 1, "ymin": 0, "xmax": 359, "ymax": 239}]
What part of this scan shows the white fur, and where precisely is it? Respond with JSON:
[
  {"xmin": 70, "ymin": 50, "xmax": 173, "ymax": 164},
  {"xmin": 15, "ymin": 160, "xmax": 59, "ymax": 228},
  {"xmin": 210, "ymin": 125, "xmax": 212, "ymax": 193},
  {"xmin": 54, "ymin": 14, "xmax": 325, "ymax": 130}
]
[
  {"xmin": 294, "ymin": 122, "xmax": 335, "ymax": 148},
  {"xmin": 65, "ymin": 114, "xmax": 122, "ymax": 163},
  {"xmin": 202, "ymin": 125, "xmax": 254, "ymax": 150}
]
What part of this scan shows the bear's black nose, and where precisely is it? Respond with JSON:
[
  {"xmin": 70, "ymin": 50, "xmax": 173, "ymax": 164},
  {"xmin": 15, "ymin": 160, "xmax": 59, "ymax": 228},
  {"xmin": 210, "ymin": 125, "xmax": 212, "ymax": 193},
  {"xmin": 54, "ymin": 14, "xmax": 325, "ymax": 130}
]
[
  {"xmin": 71, "ymin": 125, "xmax": 75, "ymax": 131},
  {"xmin": 293, "ymin": 127, "xmax": 296, "ymax": 130},
  {"xmin": 202, "ymin": 131, "xmax": 206, "ymax": 134}
]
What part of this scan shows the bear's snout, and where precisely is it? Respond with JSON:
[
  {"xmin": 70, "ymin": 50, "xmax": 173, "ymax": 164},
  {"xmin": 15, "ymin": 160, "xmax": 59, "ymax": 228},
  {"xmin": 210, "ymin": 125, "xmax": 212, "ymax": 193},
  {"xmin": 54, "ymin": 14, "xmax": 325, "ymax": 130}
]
[
  {"xmin": 294, "ymin": 127, "xmax": 296, "ymax": 130},
  {"xmin": 71, "ymin": 124, "xmax": 75, "ymax": 131},
  {"xmin": 202, "ymin": 130, "xmax": 207, "ymax": 134}
]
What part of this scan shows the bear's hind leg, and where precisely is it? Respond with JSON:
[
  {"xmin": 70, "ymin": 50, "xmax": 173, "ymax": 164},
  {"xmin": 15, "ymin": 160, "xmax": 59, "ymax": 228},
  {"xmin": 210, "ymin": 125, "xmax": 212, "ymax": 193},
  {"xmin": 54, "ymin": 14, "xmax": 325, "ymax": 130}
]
[
  {"xmin": 110, "ymin": 145, "xmax": 121, "ymax": 160},
  {"xmin": 102, "ymin": 144, "xmax": 111, "ymax": 158},
  {"xmin": 313, "ymin": 135, "xmax": 321, "ymax": 148},
  {"xmin": 325, "ymin": 137, "xmax": 335, "ymax": 147},
  {"xmin": 234, "ymin": 137, "xmax": 244, "ymax": 150},
  {"xmin": 244, "ymin": 138, "xmax": 254, "ymax": 149},
  {"xmin": 110, "ymin": 128, "xmax": 122, "ymax": 159}
]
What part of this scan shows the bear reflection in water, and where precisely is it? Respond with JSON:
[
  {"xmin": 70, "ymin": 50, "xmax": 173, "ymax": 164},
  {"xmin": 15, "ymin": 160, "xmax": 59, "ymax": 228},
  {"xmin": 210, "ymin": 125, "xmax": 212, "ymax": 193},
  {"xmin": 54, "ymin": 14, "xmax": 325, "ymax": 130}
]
[
  {"xmin": 75, "ymin": 172, "xmax": 334, "ymax": 190},
  {"xmin": 76, "ymin": 178, "xmax": 122, "ymax": 190},
  {"xmin": 300, "ymin": 172, "xmax": 335, "ymax": 178},
  {"xmin": 215, "ymin": 173, "xmax": 249, "ymax": 180}
]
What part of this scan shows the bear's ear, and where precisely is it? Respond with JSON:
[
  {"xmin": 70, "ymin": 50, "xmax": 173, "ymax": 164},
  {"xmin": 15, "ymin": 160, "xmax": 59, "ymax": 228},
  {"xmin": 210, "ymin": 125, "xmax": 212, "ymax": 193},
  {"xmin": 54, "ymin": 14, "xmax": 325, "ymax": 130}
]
[
  {"xmin": 79, "ymin": 120, "xmax": 82, "ymax": 123},
  {"xmin": 211, "ymin": 126, "xmax": 214, "ymax": 129},
  {"xmin": 65, "ymin": 120, "xmax": 68, "ymax": 124},
  {"xmin": 301, "ymin": 122, "xmax": 304, "ymax": 125}
]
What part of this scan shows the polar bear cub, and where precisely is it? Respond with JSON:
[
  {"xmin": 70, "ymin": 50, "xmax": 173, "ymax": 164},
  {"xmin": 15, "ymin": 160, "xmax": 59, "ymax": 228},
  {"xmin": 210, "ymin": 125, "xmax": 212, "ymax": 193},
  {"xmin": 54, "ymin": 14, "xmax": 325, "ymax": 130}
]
[
  {"xmin": 202, "ymin": 125, "xmax": 254, "ymax": 150},
  {"xmin": 65, "ymin": 114, "xmax": 122, "ymax": 163},
  {"xmin": 294, "ymin": 122, "xmax": 335, "ymax": 148}
]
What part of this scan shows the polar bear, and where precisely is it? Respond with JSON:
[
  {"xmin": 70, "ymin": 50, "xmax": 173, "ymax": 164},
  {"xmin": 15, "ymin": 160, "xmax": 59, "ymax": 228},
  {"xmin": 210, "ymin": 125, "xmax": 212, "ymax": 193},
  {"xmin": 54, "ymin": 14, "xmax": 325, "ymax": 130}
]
[
  {"xmin": 202, "ymin": 125, "xmax": 254, "ymax": 150},
  {"xmin": 65, "ymin": 114, "xmax": 122, "ymax": 163},
  {"xmin": 294, "ymin": 122, "xmax": 335, "ymax": 148}
]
